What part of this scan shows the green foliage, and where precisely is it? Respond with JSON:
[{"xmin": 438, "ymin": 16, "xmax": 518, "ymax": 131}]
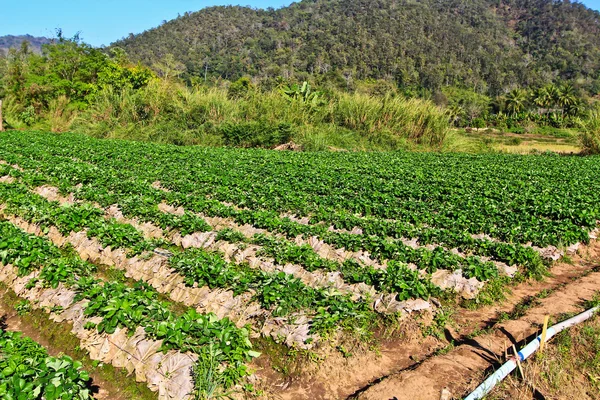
[
  {"xmin": 580, "ymin": 105, "xmax": 600, "ymax": 154},
  {"xmin": 583, "ymin": 293, "xmax": 600, "ymax": 310},
  {"xmin": 281, "ymin": 81, "xmax": 326, "ymax": 108},
  {"xmin": 14, "ymin": 300, "xmax": 32, "ymax": 316},
  {"xmin": 10, "ymin": 1, "xmax": 600, "ymax": 146},
  {"xmin": 193, "ymin": 344, "xmax": 236, "ymax": 399},
  {"xmin": 505, "ymin": 89, "xmax": 529, "ymax": 116},
  {"xmin": 113, "ymin": 0, "xmax": 600, "ymax": 98},
  {"xmin": 218, "ymin": 121, "xmax": 293, "ymax": 148},
  {"xmin": 442, "ymin": 87, "xmax": 490, "ymax": 127},
  {"xmin": 422, "ymin": 308, "xmax": 454, "ymax": 339},
  {"xmin": 70, "ymin": 79, "xmax": 447, "ymax": 149},
  {"xmin": 0, "ymin": 34, "xmax": 153, "ymax": 132},
  {"xmin": 0, "ymin": 329, "xmax": 93, "ymax": 400},
  {"xmin": 227, "ymin": 77, "xmax": 253, "ymax": 99},
  {"xmin": 506, "ymin": 137, "xmax": 523, "ymax": 146}
]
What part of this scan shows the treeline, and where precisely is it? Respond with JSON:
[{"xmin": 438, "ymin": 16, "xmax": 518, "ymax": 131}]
[
  {"xmin": 114, "ymin": 0, "xmax": 600, "ymax": 97},
  {"xmin": 1, "ymin": 35, "xmax": 599, "ymax": 153},
  {"xmin": 0, "ymin": 37, "xmax": 448, "ymax": 151},
  {"xmin": 442, "ymin": 85, "xmax": 588, "ymax": 130}
]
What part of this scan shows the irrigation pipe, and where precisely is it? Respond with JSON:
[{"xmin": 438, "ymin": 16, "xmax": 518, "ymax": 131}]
[{"xmin": 464, "ymin": 306, "xmax": 599, "ymax": 400}]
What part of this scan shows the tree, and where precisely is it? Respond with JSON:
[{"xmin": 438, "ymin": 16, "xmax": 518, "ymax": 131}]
[
  {"xmin": 505, "ymin": 89, "xmax": 529, "ymax": 116},
  {"xmin": 557, "ymin": 84, "xmax": 577, "ymax": 116},
  {"xmin": 152, "ymin": 54, "xmax": 185, "ymax": 80}
]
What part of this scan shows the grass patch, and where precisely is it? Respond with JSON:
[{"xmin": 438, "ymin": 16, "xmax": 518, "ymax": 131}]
[
  {"xmin": 462, "ymin": 276, "xmax": 512, "ymax": 310},
  {"xmin": 584, "ymin": 292, "xmax": 600, "ymax": 310},
  {"xmin": 252, "ymin": 337, "xmax": 319, "ymax": 381},
  {"xmin": 485, "ymin": 314, "xmax": 600, "ymax": 399},
  {"xmin": 422, "ymin": 307, "xmax": 454, "ymax": 340},
  {"xmin": 497, "ymin": 296, "xmax": 542, "ymax": 323}
]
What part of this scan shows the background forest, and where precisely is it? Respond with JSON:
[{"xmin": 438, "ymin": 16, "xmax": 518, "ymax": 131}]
[{"xmin": 1, "ymin": 0, "xmax": 600, "ymax": 152}]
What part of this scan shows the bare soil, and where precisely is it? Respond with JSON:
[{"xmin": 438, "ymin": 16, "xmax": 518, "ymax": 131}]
[
  {"xmin": 355, "ymin": 241, "xmax": 600, "ymax": 400},
  {"xmin": 259, "ymin": 240, "xmax": 600, "ymax": 400}
]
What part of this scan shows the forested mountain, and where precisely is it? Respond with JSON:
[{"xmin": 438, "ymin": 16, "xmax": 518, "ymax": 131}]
[
  {"xmin": 0, "ymin": 35, "xmax": 51, "ymax": 54},
  {"xmin": 113, "ymin": 0, "xmax": 600, "ymax": 95}
]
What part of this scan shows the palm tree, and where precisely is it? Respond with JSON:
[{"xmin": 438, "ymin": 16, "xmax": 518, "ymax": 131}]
[
  {"xmin": 545, "ymin": 84, "xmax": 561, "ymax": 109},
  {"xmin": 565, "ymin": 98, "xmax": 585, "ymax": 117},
  {"xmin": 505, "ymin": 89, "xmax": 529, "ymax": 116},
  {"xmin": 558, "ymin": 84, "xmax": 577, "ymax": 116},
  {"xmin": 533, "ymin": 87, "xmax": 550, "ymax": 109},
  {"xmin": 533, "ymin": 84, "xmax": 561, "ymax": 121}
]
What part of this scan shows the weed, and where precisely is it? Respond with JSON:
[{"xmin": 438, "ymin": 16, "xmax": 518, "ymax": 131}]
[
  {"xmin": 422, "ymin": 308, "xmax": 454, "ymax": 340},
  {"xmin": 434, "ymin": 340, "xmax": 455, "ymax": 356},
  {"xmin": 14, "ymin": 299, "xmax": 32, "ymax": 316},
  {"xmin": 466, "ymin": 325, "xmax": 495, "ymax": 339},
  {"xmin": 253, "ymin": 337, "xmax": 317, "ymax": 380},
  {"xmin": 463, "ymin": 276, "xmax": 512, "ymax": 310},
  {"xmin": 584, "ymin": 292, "xmax": 600, "ymax": 310},
  {"xmin": 501, "ymin": 296, "xmax": 542, "ymax": 321},
  {"xmin": 561, "ymin": 255, "xmax": 574, "ymax": 265},
  {"xmin": 192, "ymin": 344, "xmax": 236, "ymax": 400},
  {"xmin": 336, "ymin": 344, "xmax": 353, "ymax": 358}
]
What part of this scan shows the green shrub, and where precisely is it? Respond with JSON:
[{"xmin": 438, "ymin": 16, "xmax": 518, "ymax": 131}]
[
  {"xmin": 471, "ymin": 117, "xmax": 486, "ymax": 128},
  {"xmin": 218, "ymin": 121, "xmax": 293, "ymax": 148},
  {"xmin": 227, "ymin": 77, "xmax": 254, "ymax": 99},
  {"xmin": 506, "ymin": 137, "xmax": 523, "ymax": 146},
  {"xmin": 581, "ymin": 131, "xmax": 600, "ymax": 154},
  {"xmin": 507, "ymin": 126, "xmax": 525, "ymax": 134}
]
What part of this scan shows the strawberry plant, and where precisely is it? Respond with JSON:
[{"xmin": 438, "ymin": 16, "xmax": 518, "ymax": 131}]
[{"xmin": 0, "ymin": 329, "xmax": 93, "ymax": 400}]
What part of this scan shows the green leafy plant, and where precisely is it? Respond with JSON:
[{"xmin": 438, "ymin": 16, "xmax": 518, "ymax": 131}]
[
  {"xmin": 14, "ymin": 300, "xmax": 32, "ymax": 316},
  {"xmin": 0, "ymin": 329, "xmax": 93, "ymax": 400}
]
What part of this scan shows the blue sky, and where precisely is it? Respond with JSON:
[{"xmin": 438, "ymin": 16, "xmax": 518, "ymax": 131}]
[
  {"xmin": 2, "ymin": 0, "xmax": 600, "ymax": 47},
  {"xmin": 0, "ymin": 1, "xmax": 294, "ymax": 47}
]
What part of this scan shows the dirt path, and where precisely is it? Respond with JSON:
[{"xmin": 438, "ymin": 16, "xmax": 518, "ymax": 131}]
[
  {"xmin": 0, "ymin": 285, "xmax": 155, "ymax": 400},
  {"xmin": 264, "ymin": 241, "xmax": 600, "ymax": 400},
  {"xmin": 353, "ymin": 242, "xmax": 600, "ymax": 400}
]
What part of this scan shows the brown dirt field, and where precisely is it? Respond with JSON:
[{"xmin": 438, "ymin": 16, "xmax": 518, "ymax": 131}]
[
  {"xmin": 258, "ymin": 240, "xmax": 600, "ymax": 400},
  {"xmin": 354, "ymin": 241, "xmax": 600, "ymax": 400}
]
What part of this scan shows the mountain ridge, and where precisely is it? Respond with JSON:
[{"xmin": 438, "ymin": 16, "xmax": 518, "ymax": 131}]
[
  {"xmin": 113, "ymin": 0, "xmax": 600, "ymax": 95},
  {"xmin": 0, "ymin": 35, "xmax": 52, "ymax": 54}
]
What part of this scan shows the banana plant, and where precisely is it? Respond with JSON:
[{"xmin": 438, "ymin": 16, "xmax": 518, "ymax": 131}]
[{"xmin": 280, "ymin": 81, "xmax": 326, "ymax": 108}]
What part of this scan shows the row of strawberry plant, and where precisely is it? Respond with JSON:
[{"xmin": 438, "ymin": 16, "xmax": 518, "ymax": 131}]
[
  {"xmin": 0, "ymin": 144, "xmax": 553, "ymax": 276},
  {"xmin": 251, "ymin": 234, "xmax": 499, "ymax": 281},
  {"xmin": 0, "ymin": 177, "xmax": 484, "ymax": 310},
  {"xmin": 0, "ymin": 182, "xmax": 159, "ymax": 255},
  {"xmin": 4, "ymin": 139, "xmax": 591, "ymax": 249},
  {"xmin": 14, "ymin": 132, "xmax": 594, "ymax": 246},
  {"xmin": 0, "ymin": 182, "xmax": 411, "ymax": 339},
  {"xmin": 0, "ymin": 328, "xmax": 93, "ymax": 400},
  {"xmin": 0, "ymin": 159, "xmax": 508, "ymax": 283},
  {"xmin": 0, "ymin": 161, "xmax": 211, "ymax": 238},
  {"xmin": 0, "ymin": 219, "xmax": 257, "ymax": 390}
]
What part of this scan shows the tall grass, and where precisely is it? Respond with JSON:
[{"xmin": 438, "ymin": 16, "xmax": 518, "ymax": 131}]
[
  {"xmin": 333, "ymin": 93, "xmax": 448, "ymax": 147},
  {"xmin": 31, "ymin": 79, "xmax": 449, "ymax": 150},
  {"xmin": 580, "ymin": 105, "xmax": 600, "ymax": 154}
]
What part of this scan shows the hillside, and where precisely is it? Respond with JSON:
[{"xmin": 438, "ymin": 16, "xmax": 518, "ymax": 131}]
[
  {"xmin": 0, "ymin": 35, "xmax": 51, "ymax": 54},
  {"xmin": 113, "ymin": 0, "xmax": 600, "ymax": 95}
]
